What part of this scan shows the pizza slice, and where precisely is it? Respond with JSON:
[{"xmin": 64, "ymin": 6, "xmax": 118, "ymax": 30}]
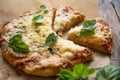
[
  {"xmin": 53, "ymin": 6, "xmax": 85, "ymax": 35},
  {"xmin": 68, "ymin": 18, "xmax": 113, "ymax": 54},
  {"xmin": 0, "ymin": 5, "xmax": 93, "ymax": 77}
]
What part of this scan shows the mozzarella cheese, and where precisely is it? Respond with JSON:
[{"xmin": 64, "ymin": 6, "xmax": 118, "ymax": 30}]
[
  {"xmin": 0, "ymin": 7, "xmax": 93, "ymax": 77},
  {"xmin": 54, "ymin": 6, "xmax": 85, "ymax": 33},
  {"xmin": 68, "ymin": 19, "xmax": 113, "ymax": 54}
]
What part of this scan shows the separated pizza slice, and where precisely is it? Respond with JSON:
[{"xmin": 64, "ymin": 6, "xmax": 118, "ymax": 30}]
[
  {"xmin": 68, "ymin": 18, "xmax": 113, "ymax": 54},
  {"xmin": 53, "ymin": 6, "xmax": 85, "ymax": 35}
]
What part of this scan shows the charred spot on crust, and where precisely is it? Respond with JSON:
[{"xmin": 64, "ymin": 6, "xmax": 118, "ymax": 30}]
[
  {"xmin": 15, "ymin": 57, "xmax": 40, "ymax": 73},
  {"xmin": 102, "ymin": 40, "xmax": 112, "ymax": 53},
  {"xmin": 82, "ymin": 48, "xmax": 93, "ymax": 57},
  {"xmin": 0, "ymin": 39, "xmax": 6, "ymax": 47},
  {"xmin": 96, "ymin": 18, "xmax": 109, "ymax": 26},
  {"xmin": 0, "ymin": 22, "xmax": 10, "ymax": 35},
  {"xmin": 15, "ymin": 62, "xmax": 25, "ymax": 73},
  {"xmin": 63, "ymin": 7, "xmax": 74, "ymax": 13}
]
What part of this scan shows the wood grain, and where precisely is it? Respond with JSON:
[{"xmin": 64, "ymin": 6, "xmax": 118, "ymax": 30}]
[
  {"xmin": 98, "ymin": 0, "xmax": 120, "ymax": 65},
  {"xmin": 111, "ymin": 0, "xmax": 120, "ymax": 22},
  {"xmin": 0, "ymin": 0, "xmax": 103, "ymax": 80}
]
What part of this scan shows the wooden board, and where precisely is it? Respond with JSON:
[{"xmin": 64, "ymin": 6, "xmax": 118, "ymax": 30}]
[
  {"xmin": 0, "ymin": 0, "xmax": 111, "ymax": 80},
  {"xmin": 98, "ymin": 0, "xmax": 120, "ymax": 65}
]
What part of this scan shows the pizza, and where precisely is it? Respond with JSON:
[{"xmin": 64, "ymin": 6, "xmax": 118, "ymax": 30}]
[
  {"xmin": 0, "ymin": 5, "xmax": 93, "ymax": 77},
  {"xmin": 68, "ymin": 18, "xmax": 113, "ymax": 54},
  {"xmin": 53, "ymin": 6, "xmax": 85, "ymax": 35}
]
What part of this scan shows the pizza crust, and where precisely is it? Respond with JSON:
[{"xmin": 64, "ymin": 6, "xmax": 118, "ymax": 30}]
[
  {"xmin": 68, "ymin": 18, "xmax": 113, "ymax": 54},
  {"xmin": 53, "ymin": 6, "xmax": 85, "ymax": 35},
  {"xmin": 1, "ymin": 38, "xmax": 93, "ymax": 76},
  {"xmin": 0, "ymin": 6, "xmax": 93, "ymax": 77}
]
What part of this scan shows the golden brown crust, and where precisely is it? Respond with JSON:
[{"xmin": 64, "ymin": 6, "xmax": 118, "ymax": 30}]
[
  {"xmin": 1, "ymin": 38, "xmax": 93, "ymax": 77},
  {"xmin": 68, "ymin": 18, "xmax": 113, "ymax": 54},
  {"xmin": 1, "ymin": 44, "xmax": 93, "ymax": 76},
  {"xmin": 53, "ymin": 6, "xmax": 85, "ymax": 35},
  {"xmin": 0, "ymin": 7, "xmax": 93, "ymax": 77}
]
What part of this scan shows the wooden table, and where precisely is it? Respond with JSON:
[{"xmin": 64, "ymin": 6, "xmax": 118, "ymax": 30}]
[{"xmin": 98, "ymin": 0, "xmax": 120, "ymax": 65}]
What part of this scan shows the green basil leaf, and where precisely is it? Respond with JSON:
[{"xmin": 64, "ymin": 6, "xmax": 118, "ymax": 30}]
[
  {"xmin": 80, "ymin": 20, "xmax": 96, "ymax": 36},
  {"xmin": 35, "ymin": 29, "xmax": 40, "ymax": 33},
  {"xmin": 32, "ymin": 15, "xmax": 45, "ymax": 24},
  {"xmin": 9, "ymin": 34, "xmax": 30, "ymax": 54},
  {"xmin": 56, "ymin": 76, "xmax": 87, "ymax": 80},
  {"xmin": 45, "ymin": 33, "xmax": 58, "ymax": 46},
  {"xmin": 48, "ymin": 48, "xmax": 54, "ymax": 54},
  {"xmin": 80, "ymin": 76, "xmax": 88, "ymax": 80},
  {"xmin": 40, "ymin": 4, "xmax": 49, "ymax": 13},
  {"xmin": 58, "ymin": 69, "xmax": 75, "ymax": 80},
  {"xmin": 68, "ymin": 76, "xmax": 79, "ymax": 80},
  {"xmin": 40, "ymin": 4, "xmax": 47, "ymax": 10},
  {"xmin": 56, "ymin": 77, "xmax": 63, "ymax": 80},
  {"xmin": 9, "ymin": 33, "xmax": 22, "ymax": 44},
  {"xmin": 73, "ymin": 64, "xmax": 95, "ymax": 76},
  {"xmin": 83, "ymin": 20, "xmax": 96, "ymax": 29},
  {"xmin": 80, "ymin": 29, "xmax": 95, "ymax": 36},
  {"xmin": 56, "ymin": 64, "xmax": 95, "ymax": 80},
  {"xmin": 11, "ymin": 41, "xmax": 30, "ymax": 53},
  {"xmin": 96, "ymin": 65, "xmax": 120, "ymax": 80}
]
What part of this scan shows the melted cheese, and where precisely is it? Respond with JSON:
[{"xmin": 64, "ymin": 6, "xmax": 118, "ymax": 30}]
[
  {"xmin": 68, "ymin": 22, "xmax": 112, "ymax": 39},
  {"xmin": 54, "ymin": 6, "xmax": 85, "ymax": 32},
  {"xmin": 68, "ymin": 20, "xmax": 113, "ymax": 53},
  {"xmin": 3, "ymin": 11, "xmax": 54, "ymax": 64},
  {"xmin": 1, "ymin": 7, "xmax": 93, "ymax": 76}
]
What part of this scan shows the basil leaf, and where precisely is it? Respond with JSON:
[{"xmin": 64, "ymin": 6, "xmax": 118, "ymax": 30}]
[
  {"xmin": 40, "ymin": 4, "xmax": 47, "ymax": 10},
  {"xmin": 11, "ymin": 41, "xmax": 30, "ymax": 53},
  {"xmin": 48, "ymin": 48, "xmax": 54, "ymax": 54},
  {"xmin": 9, "ymin": 33, "xmax": 30, "ymax": 54},
  {"xmin": 73, "ymin": 64, "xmax": 95, "ymax": 76},
  {"xmin": 40, "ymin": 4, "xmax": 48, "ymax": 13},
  {"xmin": 45, "ymin": 33, "xmax": 58, "ymax": 46},
  {"xmin": 56, "ymin": 76, "xmax": 87, "ymax": 80},
  {"xmin": 80, "ymin": 20, "xmax": 96, "ymax": 36},
  {"xmin": 80, "ymin": 29, "xmax": 95, "ymax": 36},
  {"xmin": 35, "ymin": 29, "xmax": 40, "ymax": 33},
  {"xmin": 32, "ymin": 15, "xmax": 45, "ymax": 24},
  {"xmin": 56, "ymin": 64, "xmax": 95, "ymax": 80},
  {"xmin": 58, "ymin": 69, "xmax": 75, "ymax": 80},
  {"xmin": 83, "ymin": 20, "xmax": 96, "ymax": 29},
  {"xmin": 80, "ymin": 76, "xmax": 88, "ymax": 80},
  {"xmin": 9, "ymin": 33, "xmax": 22, "ymax": 44},
  {"xmin": 96, "ymin": 65, "xmax": 120, "ymax": 80},
  {"xmin": 56, "ymin": 77, "xmax": 63, "ymax": 80},
  {"xmin": 68, "ymin": 77, "xmax": 79, "ymax": 80}
]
